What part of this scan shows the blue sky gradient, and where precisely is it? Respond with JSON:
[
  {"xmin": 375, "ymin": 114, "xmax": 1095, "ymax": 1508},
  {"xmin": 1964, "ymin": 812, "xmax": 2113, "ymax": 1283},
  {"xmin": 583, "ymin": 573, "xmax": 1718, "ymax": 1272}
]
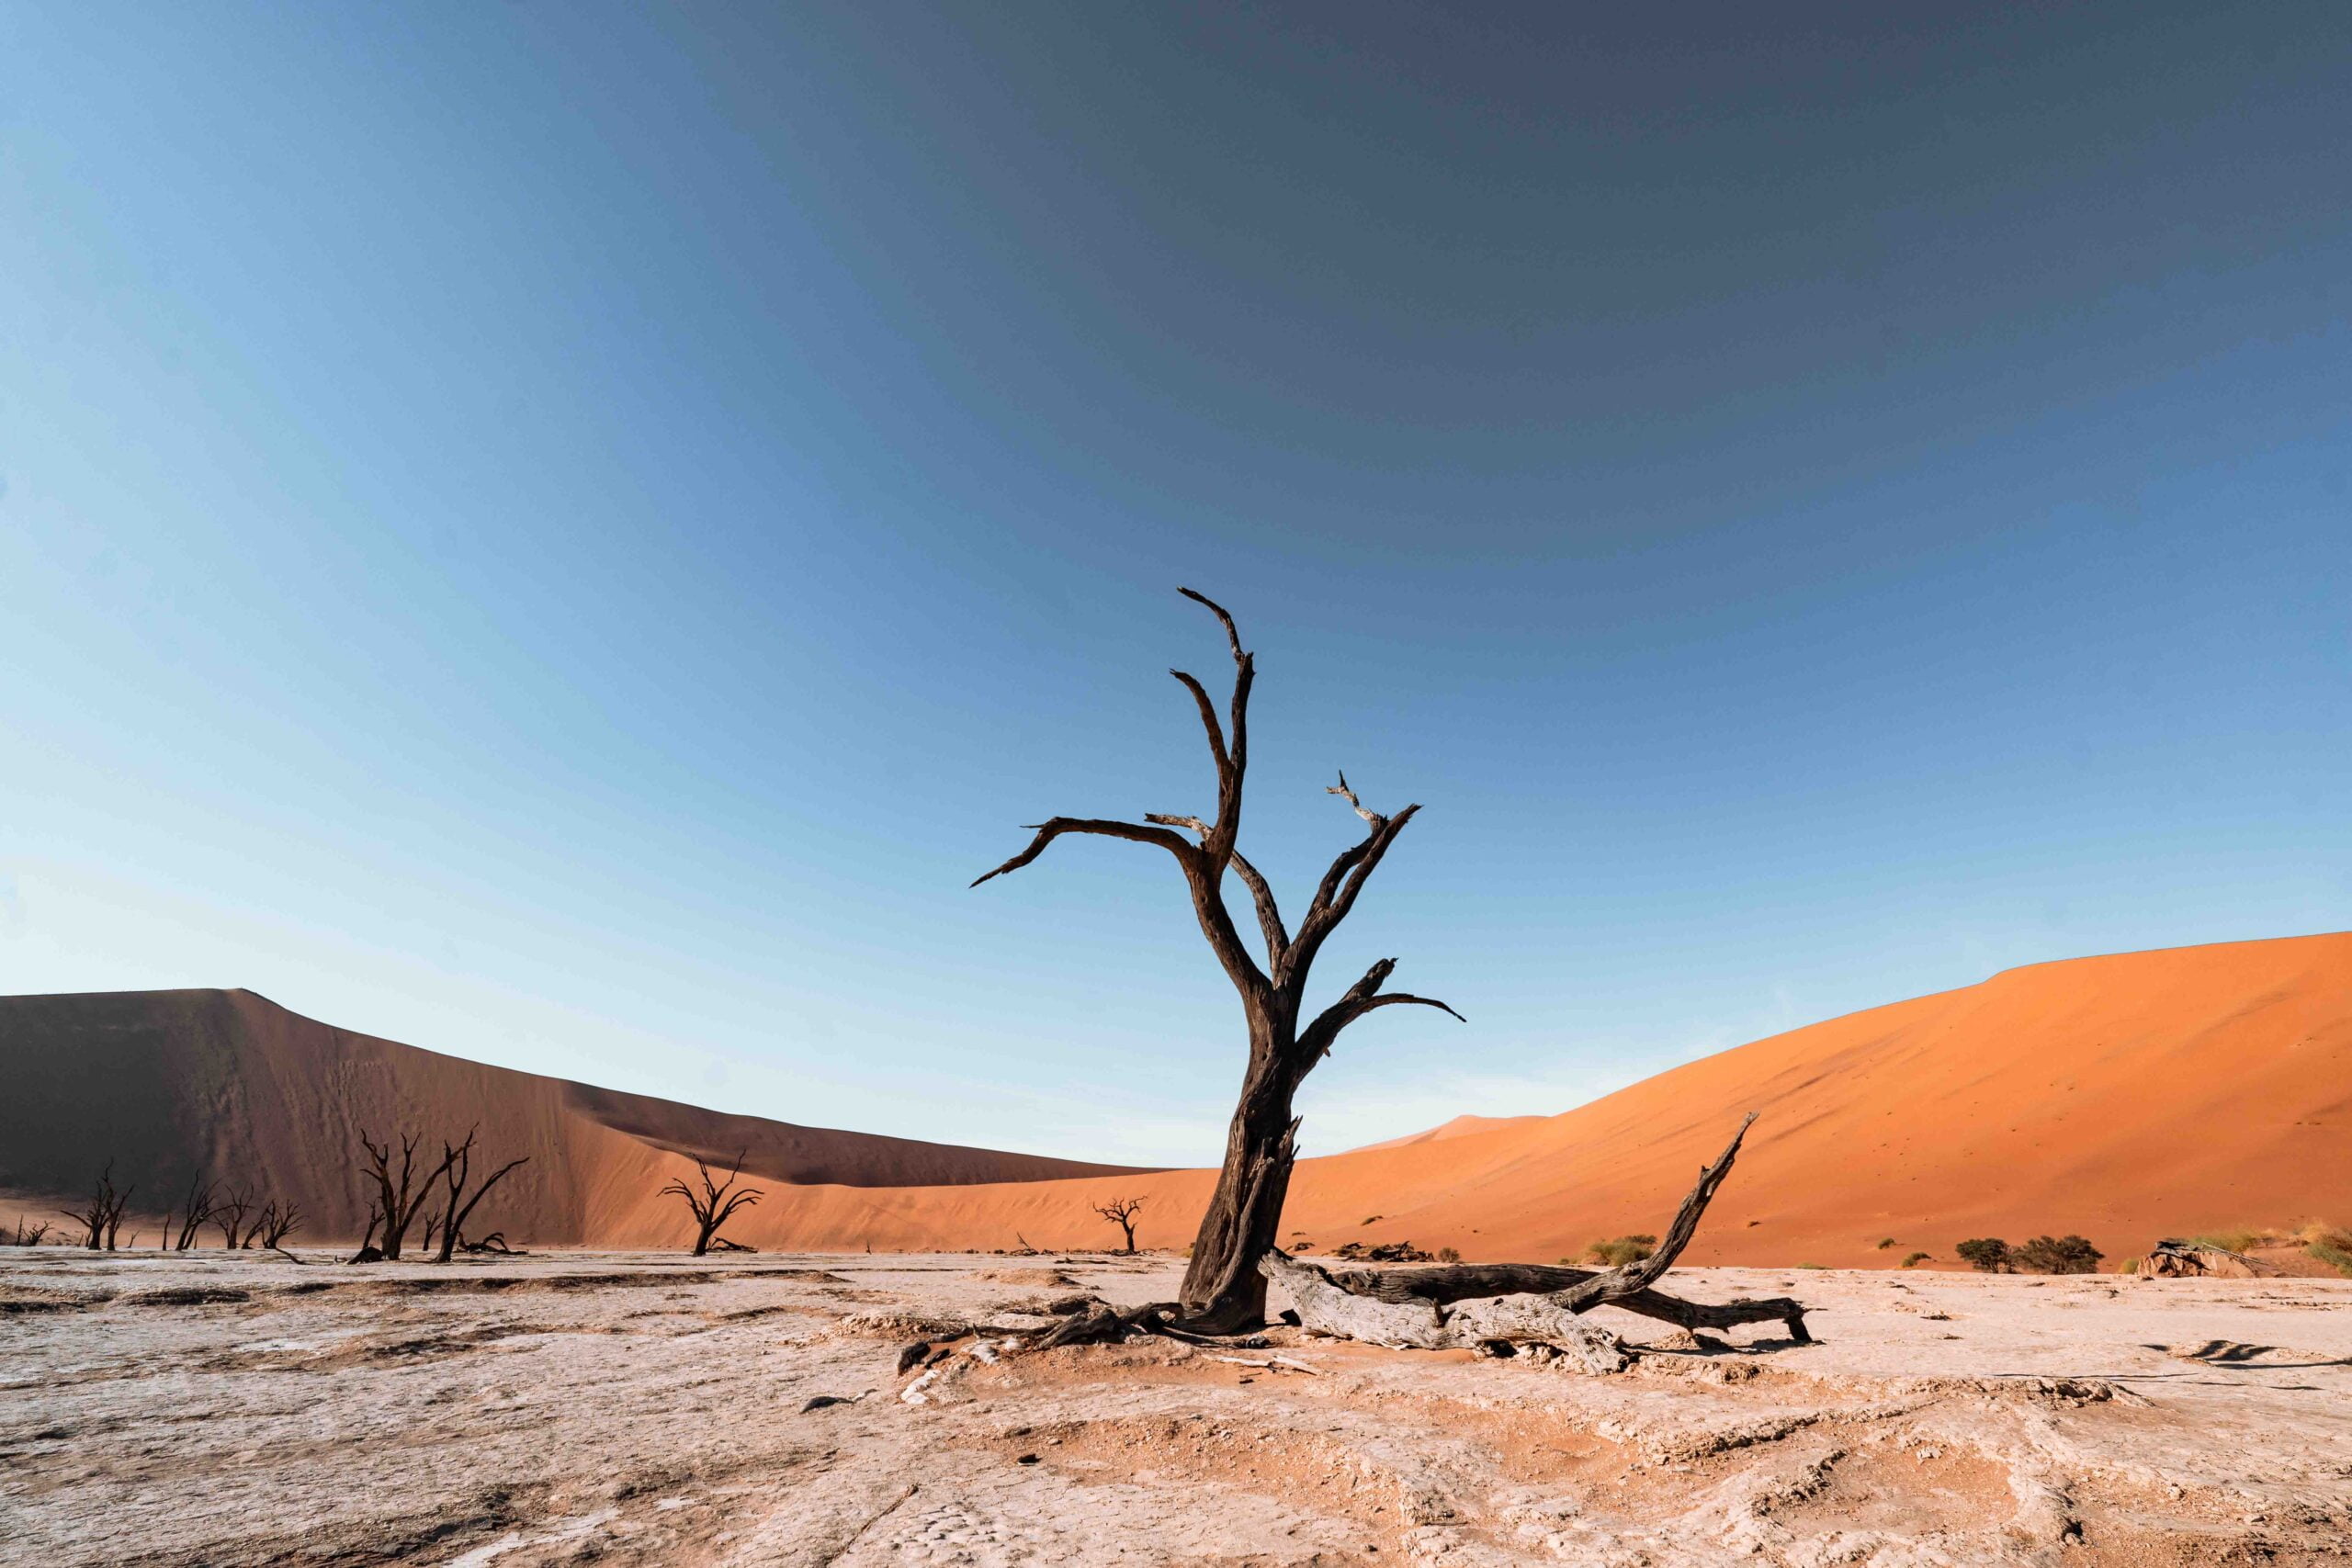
[{"xmin": 4, "ymin": 3, "xmax": 2346, "ymax": 1161}]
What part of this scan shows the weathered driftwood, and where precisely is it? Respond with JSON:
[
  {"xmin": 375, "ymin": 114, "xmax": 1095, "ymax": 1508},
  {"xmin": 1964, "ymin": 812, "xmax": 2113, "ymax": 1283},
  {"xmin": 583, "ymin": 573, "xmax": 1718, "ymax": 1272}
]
[{"xmin": 1259, "ymin": 1114, "xmax": 1812, "ymax": 1355}]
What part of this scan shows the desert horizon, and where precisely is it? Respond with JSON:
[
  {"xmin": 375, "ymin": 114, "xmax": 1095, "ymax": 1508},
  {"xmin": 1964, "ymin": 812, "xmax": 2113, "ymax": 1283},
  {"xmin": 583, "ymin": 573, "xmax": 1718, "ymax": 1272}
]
[{"xmin": 9, "ymin": 929, "xmax": 2348, "ymax": 1274}]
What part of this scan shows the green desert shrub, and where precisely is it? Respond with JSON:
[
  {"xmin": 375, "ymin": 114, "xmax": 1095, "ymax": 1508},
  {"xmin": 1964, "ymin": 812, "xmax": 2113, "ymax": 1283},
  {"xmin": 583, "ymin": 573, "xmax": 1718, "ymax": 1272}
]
[
  {"xmin": 1876, "ymin": 1237, "xmax": 1896, "ymax": 1249},
  {"xmin": 2013, "ymin": 1234, "xmax": 2103, "ymax": 1275},
  {"xmin": 1585, "ymin": 1234, "xmax": 1657, "ymax": 1268},
  {"xmin": 1901, "ymin": 1251, "xmax": 1931, "ymax": 1268},
  {"xmin": 2309, "ymin": 1242, "xmax": 2352, "ymax": 1279},
  {"xmin": 1955, "ymin": 1237, "xmax": 2010, "ymax": 1272},
  {"xmin": 1437, "ymin": 1246, "xmax": 1462, "ymax": 1264}
]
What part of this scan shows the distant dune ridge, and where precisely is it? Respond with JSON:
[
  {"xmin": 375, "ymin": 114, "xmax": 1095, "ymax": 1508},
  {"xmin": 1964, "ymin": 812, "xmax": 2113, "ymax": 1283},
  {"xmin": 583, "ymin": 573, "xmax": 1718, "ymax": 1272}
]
[{"xmin": 3, "ymin": 932, "xmax": 2346, "ymax": 1264}]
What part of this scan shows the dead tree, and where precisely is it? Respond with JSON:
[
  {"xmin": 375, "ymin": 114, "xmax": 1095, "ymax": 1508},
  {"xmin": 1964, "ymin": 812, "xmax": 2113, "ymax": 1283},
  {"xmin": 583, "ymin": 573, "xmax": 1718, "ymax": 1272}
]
[
  {"xmin": 427, "ymin": 1129, "xmax": 528, "ymax": 1264},
  {"xmin": 975, "ymin": 590, "xmax": 1463, "ymax": 1331},
  {"xmin": 255, "ymin": 1201, "xmax": 302, "ymax": 1249},
  {"xmin": 213, "ymin": 1186, "xmax": 255, "ymax": 1250},
  {"xmin": 169, "ymin": 1174, "xmax": 216, "ymax": 1251},
  {"xmin": 1261, "ymin": 1114, "xmax": 1810, "ymax": 1360},
  {"xmin": 1092, "ymin": 1196, "xmax": 1147, "ymax": 1254},
  {"xmin": 62, "ymin": 1164, "xmax": 133, "ymax": 1251},
  {"xmin": 661, "ymin": 1151, "xmax": 763, "ymax": 1256},
  {"xmin": 354, "ymin": 1129, "xmax": 455, "ymax": 1261},
  {"xmin": 348, "ymin": 1201, "xmax": 386, "ymax": 1263}
]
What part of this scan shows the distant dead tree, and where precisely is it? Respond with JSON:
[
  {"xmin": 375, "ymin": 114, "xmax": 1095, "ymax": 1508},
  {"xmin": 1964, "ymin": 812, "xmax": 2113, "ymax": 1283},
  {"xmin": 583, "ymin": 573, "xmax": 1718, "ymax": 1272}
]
[
  {"xmin": 348, "ymin": 1201, "xmax": 386, "ymax": 1263},
  {"xmin": 167, "ymin": 1173, "xmax": 216, "ymax": 1251},
  {"xmin": 973, "ymin": 591, "xmax": 1463, "ymax": 1332},
  {"xmin": 6, "ymin": 1216, "xmax": 52, "ymax": 1247},
  {"xmin": 1092, "ymin": 1196, "xmax": 1147, "ymax": 1254},
  {"xmin": 255, "ymin": 1201, "xmax": 302, "ymax": 1250},
  {"xmin": 62, "ymin": 1164, "xmax": 133, "ymax": 1251},
  {"xmin": 213, "ymin": 1186, "xmax": 255, "ymax": 1249},
  {"xmin": 355, "ymin": 1129, "xmax": 457, "ymax": 1261},
  {"xmin": 662, "ymin": 1151, "xmax": 763, "ymax": 1256},
  {"xmin": 429, "ymin": 1128, "xmax": 528, "ymax": 1264}
]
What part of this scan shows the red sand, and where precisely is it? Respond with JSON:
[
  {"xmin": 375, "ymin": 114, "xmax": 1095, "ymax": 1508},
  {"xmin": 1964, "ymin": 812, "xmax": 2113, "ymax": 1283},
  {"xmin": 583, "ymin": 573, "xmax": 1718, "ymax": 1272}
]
[{"xmin": 5, "ymin": 932, "xmax": 2346, "ymax": 1265}]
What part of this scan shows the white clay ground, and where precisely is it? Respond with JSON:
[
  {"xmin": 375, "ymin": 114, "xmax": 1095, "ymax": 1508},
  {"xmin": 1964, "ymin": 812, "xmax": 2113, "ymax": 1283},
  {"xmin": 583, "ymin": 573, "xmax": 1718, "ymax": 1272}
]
[{"xmin": 4, "ymin": 1249, "xmax": 2349, "ymax": 1566}]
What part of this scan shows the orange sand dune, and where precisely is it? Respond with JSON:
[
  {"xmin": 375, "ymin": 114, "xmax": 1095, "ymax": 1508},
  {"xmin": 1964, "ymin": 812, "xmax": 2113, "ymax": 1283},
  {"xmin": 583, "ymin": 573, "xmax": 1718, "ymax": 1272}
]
[
  {"xmin": 698, "ymin": 931, "xmax": 2352, "ymax": 1265},
  {"xmin": 5, "ymin": 933, "xmax": 2346, "ymax": 1265},
  {"xmin": 1352, "ymin": 1113, "xmax": 1546, "ymax": 1152}
]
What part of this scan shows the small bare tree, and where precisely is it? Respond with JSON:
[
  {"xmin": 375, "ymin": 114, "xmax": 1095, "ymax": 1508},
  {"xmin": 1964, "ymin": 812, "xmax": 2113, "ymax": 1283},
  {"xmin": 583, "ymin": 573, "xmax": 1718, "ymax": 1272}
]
[
  {"xmin": 168, "ymin": 1174, "xmax": 216, "ymax": 1251},
  {"xmin": 61, "ymin": 1164, "xmax": 133, "ymax": 1251},
  {"xmin": 355, "ymin": 1129, "xmax": 456, "ymax": 1261},
  {"xmin": 6, "ymin": 1216, "xmax": 51, "ymax": 1247},
  {"xmin": 429, "ymin": 1128, "xmax": 528, "ymax": 1264},
  {"xmin": 661, "ymin": 1151, "xmax": 763, "ymax": 1256},
  {"xmin": 212, "ymin": 1186, "xmax": 255, "ymax": 1249},
  {"xmin": 255, "ymin": 1200, "xmax": 302, "ymax": 1249},
  {"xmin": 1092, "ymin": 1196, "xmax": 1147, "ymax": 1254}
]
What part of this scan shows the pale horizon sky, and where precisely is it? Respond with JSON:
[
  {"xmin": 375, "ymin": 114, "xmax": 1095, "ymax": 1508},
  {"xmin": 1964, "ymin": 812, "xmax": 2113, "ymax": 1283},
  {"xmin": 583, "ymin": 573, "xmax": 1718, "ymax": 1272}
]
[{"xmin": 4, "ymin": 3, "xmax": 2347, "ymax": 1164}]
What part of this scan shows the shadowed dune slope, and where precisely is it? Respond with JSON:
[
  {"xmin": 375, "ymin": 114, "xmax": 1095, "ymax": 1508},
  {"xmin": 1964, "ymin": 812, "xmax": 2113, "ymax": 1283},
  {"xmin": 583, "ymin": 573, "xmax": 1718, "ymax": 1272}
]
[
  {"xmin": 5, "ymin": 933, "xmax": 2346, "ymax": 1263},
  {"xmin": 0, "ymin": 987, "xmax": 1152, "ymax": 1245}
]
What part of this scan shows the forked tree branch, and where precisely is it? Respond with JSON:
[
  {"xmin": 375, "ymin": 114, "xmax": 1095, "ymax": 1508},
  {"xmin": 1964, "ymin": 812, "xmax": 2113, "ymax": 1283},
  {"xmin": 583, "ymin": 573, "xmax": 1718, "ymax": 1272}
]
[
  {"xmin": 1147, "ymin": 812, "xmax": 1289, "ymax": 964},
  {"xmin": 1297, "ymin": 955, "xmax": 1464, "ymax": 1063}
]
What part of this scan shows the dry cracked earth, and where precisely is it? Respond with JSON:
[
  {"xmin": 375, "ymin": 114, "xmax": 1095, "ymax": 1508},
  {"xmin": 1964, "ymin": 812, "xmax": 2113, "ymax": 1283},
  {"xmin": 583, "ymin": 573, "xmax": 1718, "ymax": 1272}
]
[{"xmin": 4, "ymin": 1249, "xmax": 2349, "ymax": 1566}]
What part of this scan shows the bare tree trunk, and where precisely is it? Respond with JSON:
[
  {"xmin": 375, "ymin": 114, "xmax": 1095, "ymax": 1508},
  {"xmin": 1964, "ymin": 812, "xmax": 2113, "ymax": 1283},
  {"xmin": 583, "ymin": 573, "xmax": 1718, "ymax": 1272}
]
[{"xmin": 1180, "ymin": 1039, "xmax": 1304, "ymax": 1330}]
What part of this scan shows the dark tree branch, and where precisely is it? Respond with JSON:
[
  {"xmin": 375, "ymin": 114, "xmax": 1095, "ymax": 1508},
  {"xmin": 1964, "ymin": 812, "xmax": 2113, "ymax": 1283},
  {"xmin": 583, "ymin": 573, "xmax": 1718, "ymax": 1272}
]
[
  {"xmin": 1285, "ymin": 791, "xmax": 1421, "ymax": 985},
  {"xmin": 1170, "ymin": 670, "xmax": 1228, "ymax": 773},
  {"xmin": 1549, "ymin": 1113, "xmax": 1758, "ymax": 1312},
  {"xmin": 1179, "ymin": 586, "xmax": 1245, "ymax": 667},
  {"xmin": 971, "ymin": 818, "xmax": 1194, "ymax": 888},
  {"xmin": 1226, "ymin": 852, "xmax": 1289, "ymax": 964},
  {"xmin": 1297, "ymin": 957, "xmax": 1464, "ymax": 1064},
  {"xmin": 1177, "ymin": 588, "xmax": 1251, "ymax": 863}
]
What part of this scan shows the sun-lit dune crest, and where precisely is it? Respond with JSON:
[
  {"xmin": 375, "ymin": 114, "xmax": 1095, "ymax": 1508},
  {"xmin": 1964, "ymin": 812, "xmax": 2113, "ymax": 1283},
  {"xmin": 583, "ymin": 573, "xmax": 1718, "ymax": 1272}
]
[{"xmin": 4, "ymin": 931, "xmax": 2346, "ymax": 1264}]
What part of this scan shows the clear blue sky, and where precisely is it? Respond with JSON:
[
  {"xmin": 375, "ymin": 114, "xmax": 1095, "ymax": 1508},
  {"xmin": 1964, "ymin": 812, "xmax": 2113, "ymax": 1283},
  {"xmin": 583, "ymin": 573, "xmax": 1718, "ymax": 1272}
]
[{"xmin": 3, "ymin": 4, "xmax": 2345, "ymax": 1163}]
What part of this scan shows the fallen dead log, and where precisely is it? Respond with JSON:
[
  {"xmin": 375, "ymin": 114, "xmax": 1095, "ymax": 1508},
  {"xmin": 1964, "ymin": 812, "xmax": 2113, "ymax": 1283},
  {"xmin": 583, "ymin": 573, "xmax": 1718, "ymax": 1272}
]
[{"xmin": 1258, "ymin": 1113, "xmax": 1812, "ymax": 1358}]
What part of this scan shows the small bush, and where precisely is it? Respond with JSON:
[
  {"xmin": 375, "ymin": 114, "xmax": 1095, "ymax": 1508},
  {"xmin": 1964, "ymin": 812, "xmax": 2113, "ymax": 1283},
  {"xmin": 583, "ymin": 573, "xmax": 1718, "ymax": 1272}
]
[
  {"xmin": 1876, "ymin": 1237, "xmax": 1896, "ymax": 1249},
  {"xmin": 1436, "ymin": 1246, "xmax": 1461, "ymax": 1264},
  {"xmin": 1361, "ymin": 1215, "xmax": 1382, "ymax": 1226},
  {"xmin": 1795, "ymin": 1262, "xmax": 1826, "ymax": 1269},
  {"xmin": 1585, "ymin": 1234, "xmax": 1657, "ymax": 1268},
  {"xmin": 2293, "ymin": 1219, "xmax": 2352, "ymax": 1252},
  {"xmin": 1901, "ymin": 1251, "xmax": 1930, "ymax": 1268},
  {"xmin": 2013, "ymin": 1235, "xmax": 2103, "ymax": 1275},
  {"xmin": 1955, "ymin": 1237, "xmax": 2010, "ymax": 1272},
  {"xmin": 2116, "ymin": 1257, "xmax": 2139, "ymax": 1274},
  {"xmin": 2310, "ymin": 1242, "xmax": 2352, "ymax": 1279}
]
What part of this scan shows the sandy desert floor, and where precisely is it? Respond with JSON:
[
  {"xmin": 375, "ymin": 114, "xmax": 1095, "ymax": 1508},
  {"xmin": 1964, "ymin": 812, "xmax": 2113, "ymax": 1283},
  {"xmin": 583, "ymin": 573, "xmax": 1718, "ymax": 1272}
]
[{"xmin": 4, "ymin": 1249, "xmax": 2349, "ymax": 1567}]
